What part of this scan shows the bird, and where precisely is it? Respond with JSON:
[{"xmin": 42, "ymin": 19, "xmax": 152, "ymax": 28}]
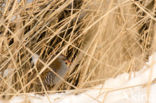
[{"xmin": 36, "ymin": 54, "xmax": 70, "ymax": 87}]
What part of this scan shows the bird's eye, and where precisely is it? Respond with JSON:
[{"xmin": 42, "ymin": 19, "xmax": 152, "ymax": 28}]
[{"xmin": 65, "ymin": 60, "xmax": 71, "ymax": 65}]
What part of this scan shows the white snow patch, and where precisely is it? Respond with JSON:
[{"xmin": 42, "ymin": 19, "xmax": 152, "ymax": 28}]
[
  {"xmin": 3, "ymin": 68, "xmax": 14, "ymax": 78},
  {"xmin": 10, "ymin": 16, "xmax": 16, "ymax": 21},
  {"xmin": 31, "ymin": 54, "xmax": 39, "ymax": 65}
]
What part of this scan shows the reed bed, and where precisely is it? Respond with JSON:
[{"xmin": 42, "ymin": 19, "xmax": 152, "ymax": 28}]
[{"xmin": 0, "ymin": 0, "xmax": 155, "ymax": 99}]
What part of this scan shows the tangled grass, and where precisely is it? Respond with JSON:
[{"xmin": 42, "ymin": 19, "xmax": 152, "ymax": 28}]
[{"xmin": 0, "ymin": 0, "xmax": 155, "ymax": 99}]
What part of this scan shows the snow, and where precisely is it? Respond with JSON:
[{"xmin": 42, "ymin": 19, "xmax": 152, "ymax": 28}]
[
  {"xmin": 3, "ymin": 68, "xmax": 14, "ymax": 78},
  {"xmin": 0, "ymin": 53, "xmax": 156, "ymax": 103},
  {"xmin": 31, "ymin": 53, "xmax": 39, "ymax": 65}
]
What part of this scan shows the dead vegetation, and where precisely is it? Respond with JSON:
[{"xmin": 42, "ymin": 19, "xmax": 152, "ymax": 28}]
[{"xmin": 0, "ymin": 0, "xmax": 155, "ymax": 99}]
